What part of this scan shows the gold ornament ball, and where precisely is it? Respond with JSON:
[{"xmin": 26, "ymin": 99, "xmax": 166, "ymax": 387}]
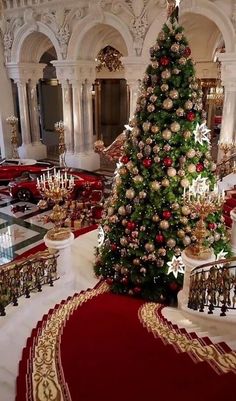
[
  {"xmin": 151, "ymin": 181, "xmax": 161, "ymax": 191},
  {"xmin": 161, "ymin": 69, "xmax": 171, "ymax": 80},
  {"xmin": 126, "ymin": 161, "xmax": 133, "ymax": 170},
  {"xmin": 181, "ymin": 217, "xmax": 188, "ymax": 225},
  {"xmin": 211, "ymin": 163, "xmax": 217, "ymax": 172},
  {"xmin": 170, "ymin": 122, "xmax": 181, "ymax": 132},
  {"xmin": 158, "ymin": 31, "xmax": 166, "ymax": 40},
  {"xmin": 169, "ymin": 89, "xmax": 179, "ymax": 99},
  {"xmin": 150, "ymin": 94, "xmax": 158, "ymax": 103},
  {"xmin": 116, "ymin": 176, "xmax": 122, "ymax": 186},
  {"xmin": 151, "ymin": 61, "xmax": 159, "ymax": 69},
  {"xmin": 120, "ymin": 237, "xmax": 128, "ymax": 246},
  {"xmin": 167, "ymin": 167, "xmax": 177, "ymax": 177},
  {"xmin": 163, "ymin": 98, "xmax": 173, "ymax": 110},
  {"xmin": 205, "ymin": 151, "xmax": 212, "ymax": 160},
  {"xmin": 107, "ymin": 207, "xmax": 114, "ymax": 216},
  {"xmin": 126, "ymin": 189, "xmax": 135, "ymax": 199},
  {"xmin": 130, "ymin": 117, "xmax": 138, "ymax": 127},
  {"xmin": 167, "ymin": 238, "xmax": 176, "ymax": 248},
  {"xmin": 133, "ymin": 175, "xmax": 143, "ymax": 183},
  {"xmin": 180, "ymin": 178, "xmax": 190, "ymax": 188},
  {"xmin": 118, "ymin": 206, "xmax": 126, "ymax": 216},
  {"xmin": 154, "ymin": 156, "xmax": 160, "ymax": 163},
  {"xmin": 175, "ymin": 32, "xmax": 183, "ymax": 41},
  {"xmin": 137, "ymin": 152, "xmax": 143, "ymax": 160},
  {"xmin": 185, "ymin": 225, "xmax": 192, "ymax": 233},
  {"xmin": 186, "ymin": 149, "xmax": 196, "ymax": 158},
  {"xmin": 174, "ymin": 247, "xmax": 181, "ymax": 256},
  {"xmin": 152, "ymin": 214, "xmax": 160, "ymax": 222},
  {"xmin": 151, "ymin": 125, "xmax": 160, "ymax": 133},
  {"xmin": 110, "ymin": 215, "xmax": 118, "ymax": 223},
  {"xmin": 184, "ymin": 100, "xmax": 193, "ymax": 110},
  {"xmin": 173, "ymin": 68, "xmax": 181, "ymax": 75},
  {"xmin": 142, "ymin": 122, "xmax": 151, "ymax": 132},
  {"xmin": 171, "ymin": 202, "xmax": 180, "ymax": 211},
  {"xmin": 162, "ymin": 129, "xmax": 172, "ymax": 140},
  {"xmin": 187, "ymin": 164, "xmax": 196, "ymax": 173},
  {"xmin": 158, "ymin": 248, "xmax": 166, "ymax": 256},
  {"xmin": 122, "ymin": 219, "xmax": 127, "ymax": 226},
  {"xmin": 147, "ymin": 86, "xmax": 154, "ymax": 94},
  {"xmin": 183, "ymin": 130, "xmax": 192, "ymax": 140},
  {"xmin": 160, "ymin": 220, "xmax": 169, "ymax": 230},
  {"xmin": 162, "ymin": 178, "xmax": 170, "ymax": 187},
  {"xmin": 146, "ymin": 137, "xmax": 153, "ymax": 144},
  {"xmin": 183, "ymin": 236, "xmax": 191, "ymax": 246},
  {"xmin": 179, "ymin": 57, "xmax": 187, "ymax": 65},
  {"xmin": 161, "ymin": 83, "xmax": 169, "ymax": 92},
  {"xmin": 177, "ymin": 229, "xmax": 185, "ymax": 238},
  {"xmin": 181, "ymin": 205, "xmax": 191, "ymax": 215},
  {"xmin": 171, "ymin": 43, "xmax": 180, "ymax": 53},
  {"xmin": 176, "ymin": 108, "xmax": 184, "ymax": 117},
  {"xmin": 132, "ymin": 167, "xmax": 139, "ymax": 175},
  {"xmin": 145, "ymin": 243, "xmax": 155, "ymax": 252},
  {"xmin": 132, "ymin": 127, "xmax": 141, "ymax": 138},
  {"xmin": 139, "ymin": 191, "xmax": 147, "ymax": 199},
  {"xmin": 191, "ymin": 82, "xmax": 199, "ymax": 90},
  {"xmin": 153, "ymin": 145, "xmax": 160, "ymax": 154},
  {"xmin": 147, "ymin": 104, "xmax": 155, "ymax": 112},
  {"xmin": 133, "ymin": 258, "xmax": 140, "ymax": 266},
  {"xmin": 119, "ymin": 167, "xmax": 127, "ymax": 175}
]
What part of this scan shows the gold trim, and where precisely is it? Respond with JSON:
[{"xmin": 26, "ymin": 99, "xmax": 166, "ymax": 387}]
[
  {"xmin": 139, "ymin": 303, "xmax": 236, "ymax": 375},
  {"xmin": 31, "ymin": 282, "xmax": 109, "ymax": 401}
]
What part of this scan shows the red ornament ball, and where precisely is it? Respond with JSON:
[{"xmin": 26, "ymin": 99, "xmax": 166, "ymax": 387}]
[
  {"xmin": 122, "ymin": 277, "xmax": 129, "ymax": 285},
  {"xmin": 133, "ymin": 287, "xmax": 142, "ymax": 294},
  {"xmin": 160, "ymin": 56, "xmax": 170, "ymax": 66},
  {"xmin": 208, "ymin": 222, "xmax": 217, "ymax": 230},
  {"xmin": 186, "ymin": 111, "xmax": 196, "ymax": 122},
  {"xmin": 163, "ymin": 157, "xmax": 173, "ymax": 167},
  {"xmin": 183, "ymin": 47, "xmax": 191, "ymax": 57},
  {"xmin": 142, "ymin": 158, "xmax": 152, "ymax": 168},
  {"xmin": 155, "ymin": 234, "xmax": 164, "ymax": 243},
  {"xmin": 111, "ymin": 243, "xmax": 117, "ymax": 251},
  {"xmin": 121, "ymin": 155, "xmax": 129, "ymax": 164},
  {"xmin": 169, "ymin": 282, "xmax": 178, "ymax": 291},
  {"xmin": 162, "ymin": 210, "xmax": 172, "ymax": 220},
  {"xmin": 106, "ymin": 278, "xmax": 113, "ymax": 285},
  {"xmin": 127, "ymin": 221, "xmax": 136, "ymax": 231},
  {"xmin": 196, "ymin": 163, "xmax": 204, "ymax": 172}
]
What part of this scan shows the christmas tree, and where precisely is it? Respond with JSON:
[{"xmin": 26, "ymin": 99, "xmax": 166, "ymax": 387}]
[{"xmin": 94, "ymin": 6, "xmax": 231, "ymax": 303}]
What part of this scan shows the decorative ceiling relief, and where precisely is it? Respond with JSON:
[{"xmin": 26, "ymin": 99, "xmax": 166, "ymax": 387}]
[{"xmin": 0, "ymin": 15, "xmax": 23, "ymax": 62}]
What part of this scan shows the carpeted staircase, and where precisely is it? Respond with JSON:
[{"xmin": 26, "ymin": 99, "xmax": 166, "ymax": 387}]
[{"xmin": 16, "ymin": 284, "xmax": 236, "ymax": 401}]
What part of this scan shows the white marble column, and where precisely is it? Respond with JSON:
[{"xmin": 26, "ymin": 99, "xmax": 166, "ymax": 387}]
[
  {"xmin": 123, "ymin": 56, "xmax": 147, "ymax": 120},
  {"xmin": 28, "ymin": 78, "xmax": 41, "ymax": 144},
  {"xmin": 16, "ymin": 79, "xmax": 31, "ymax": 146},
  {"xmin": 83, "ymin": 78, "xmax": 94, "ymax": 152},
  {"xmin": 217, "ymin": 53, "xmax": 236, "ymax": 161},
  {"xmin": 60, "ymin": 79, "xmax": 74, "ymax": 153},
  {"xmin": 70, "ymin": 79, "xmax": 84, "ymax": 153}
]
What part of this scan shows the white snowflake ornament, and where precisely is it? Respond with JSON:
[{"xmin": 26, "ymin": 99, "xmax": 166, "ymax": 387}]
[
  {"xmin": 215, "ymin": 249, "xmax": 228, "ymax": 268},
  {"xmin": 193, "ymin": 123, "xmax": 211, "ymax": 145},
  {"xmin": 189, "ymin": 175, "xmax": 209, "ymax": 195},
  {"xmin": 97, "ymin": 225, "xmax": 105, "ymax": 247},
  {"xmin": 167, "ymin": 256, "xmax": 185, "ymax": 278}
]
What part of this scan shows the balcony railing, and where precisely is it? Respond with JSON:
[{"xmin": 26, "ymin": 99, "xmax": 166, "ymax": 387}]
[
  {"xmin": 188, "ymin": 256, "xmax": 236, "ymax": 317},
  {"xmin": 216, "ymin": 152, "xmax": 236, "ymax": 181},
  {"xmin": 0, "ymin": 250, "xmax": 58, "ymax": 316}
]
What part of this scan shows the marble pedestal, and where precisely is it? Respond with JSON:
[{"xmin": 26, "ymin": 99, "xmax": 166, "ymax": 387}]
[
  {"xmin": 65, "ymin": 150, "xmax": 100, "ymax": 171},
  {"xmin": 178, "ymin": 249, "xmax": 216, "ymax": 309},
  {"xmin": 44, "ymin": 232, "xmax": 75, "ymax": 278},
  {"xmin": 18, "ymin": 142, "xmax": 47, "ymax": 160}
]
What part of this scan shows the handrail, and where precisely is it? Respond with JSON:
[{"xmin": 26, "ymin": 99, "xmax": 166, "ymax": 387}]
[
  {"xmin": 0, "ymin": 250, "xmax": 58, "ymax": 316},
  {"xmin": 188, "ymin": 256, "xmax": 236, "ymax": 316}
]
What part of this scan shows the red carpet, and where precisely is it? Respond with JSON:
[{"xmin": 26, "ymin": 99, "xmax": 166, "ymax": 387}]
[{"xmin": 16, "ymin": 283, "xmax": 236, "ymax": 401}]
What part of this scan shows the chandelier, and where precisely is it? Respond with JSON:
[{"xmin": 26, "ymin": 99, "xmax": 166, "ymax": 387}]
[
  {"xmin": 96, "ymin": 46, "xmax": 124, "ymax": 72},
  {"xmin": 207, "ymin": 60, "xmax": 224, "ymax": 106}
]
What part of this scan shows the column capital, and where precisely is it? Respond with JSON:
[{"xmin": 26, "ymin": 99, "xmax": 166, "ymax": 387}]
[
  {"xmin": 6, "ymin": 62, "xmax": 46, "ymax": 83},
  {"xmin": 52, "ymin": 60, "xmax": 96, "ymax": 84},
  {"xmin": 122, "ymin": 56, "xmax": 147, "ymax": 81},
  {"xmin": 217, "ymin": 52, "xmax": 236, "ymax": 89}
]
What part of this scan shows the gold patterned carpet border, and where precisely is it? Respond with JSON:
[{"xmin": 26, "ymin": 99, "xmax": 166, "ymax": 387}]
[
  {"xmin": 139, "ymin": 303, "xmax": 236, "ymax": 375},
  {"xmin": 29, "ymin": 282, "xmax": 109, "ymax": 401}
]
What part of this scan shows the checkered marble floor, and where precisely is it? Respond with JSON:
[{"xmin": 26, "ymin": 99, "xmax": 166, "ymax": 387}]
[{"xmin": 0, "ymin": 185, "xmax": 53, "ymax": 264}]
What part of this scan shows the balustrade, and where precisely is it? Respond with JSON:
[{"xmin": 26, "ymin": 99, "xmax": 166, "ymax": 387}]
[{"xmin": 0, "ymin": 250, "xmax": 58, "ymax": 316}]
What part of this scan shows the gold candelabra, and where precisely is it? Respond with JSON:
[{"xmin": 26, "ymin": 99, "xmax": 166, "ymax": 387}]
[
  {"xmin": 6, "ymin": 115, "xmax": 19, "ymax": 159},
  {"xmin": 219, "ymin": 141, "xmax": 235, "ymax": 160},
  {"xmin": 183, "ymin": 181, "xmax": 225, "ymax": 260},
  {"xmin": 55, "ymin": 121, "xmax": 67, "ymax": 167},
  {"xmin": 37, "ymin": 169, "xmax": 75, "ymax": 241}
]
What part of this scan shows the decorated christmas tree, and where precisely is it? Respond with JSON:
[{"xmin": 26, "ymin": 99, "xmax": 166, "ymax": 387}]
[{"xmin": 94, "ymin": 5, "xmax": 231, "ymax": 302}]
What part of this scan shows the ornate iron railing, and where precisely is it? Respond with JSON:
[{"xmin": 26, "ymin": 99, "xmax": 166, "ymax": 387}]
[
  {"xmin": 216, "ymin": 152, "xmax": 236, "ymax": 181},
  {"xmin": 188, "ymin": 256, "xmax": 236, "ymax": 317},
  {"xmin": 0, "ymin": 250, "xmax": 58, "ymax": 316}
]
